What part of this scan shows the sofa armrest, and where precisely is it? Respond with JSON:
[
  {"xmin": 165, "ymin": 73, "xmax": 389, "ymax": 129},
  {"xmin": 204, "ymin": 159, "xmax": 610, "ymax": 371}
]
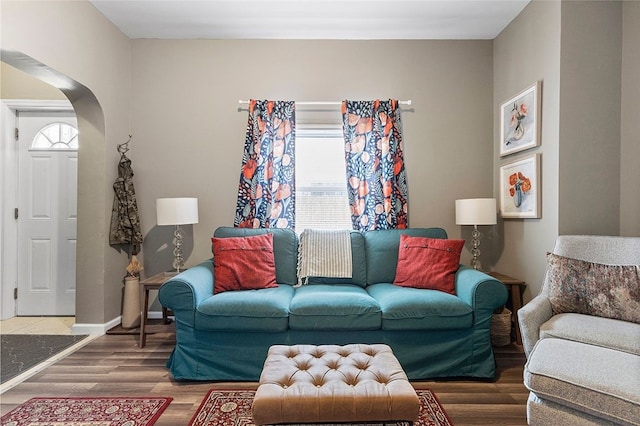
[
  {"xmin": 158, "ymin": 259, "xmax": 213, "ymax": 327},
  {"xmin": 455, "ymin": 266, "xmax": 508, "ymax": 315},
  {"xmin": 518, "ymin": 294, "xmax": 553, "ymax": 358}
]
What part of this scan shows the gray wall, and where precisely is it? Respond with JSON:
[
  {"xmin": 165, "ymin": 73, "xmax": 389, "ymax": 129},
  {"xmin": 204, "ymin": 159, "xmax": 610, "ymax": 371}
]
[
  {"xmin": 493, "ymin": 0, "xmax": 637, "ymax": 300},
  {"xmin": 493, "ymin": 1, "xmax": 562, "ymax": 299},
  {"xmin": 1, "ymin": 63, "xmax": 67, "ymax": 100},
  {"xmin": 130, "ymin": 39, "xmax": 495, "ymax": 275},
  {"xmin": 558, "ymin": 1, "xmax": 622, "ymax": 235},
  {"xmin": 620, "ymin": 1, "xmax": 640, "ymax": 237}
]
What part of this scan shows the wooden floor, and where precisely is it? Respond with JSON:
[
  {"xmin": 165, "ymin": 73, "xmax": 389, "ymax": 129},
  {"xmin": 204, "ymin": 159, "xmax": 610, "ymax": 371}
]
[{"xmin": 0, "ymin": 326, "xmax": 529, "ymax": 425}]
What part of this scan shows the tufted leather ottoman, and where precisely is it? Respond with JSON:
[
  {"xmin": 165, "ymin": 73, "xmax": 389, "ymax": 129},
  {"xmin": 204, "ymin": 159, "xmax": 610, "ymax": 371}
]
[{"xmin": 252, "ymin": 344, "xmax": 420, "ymax": 425}]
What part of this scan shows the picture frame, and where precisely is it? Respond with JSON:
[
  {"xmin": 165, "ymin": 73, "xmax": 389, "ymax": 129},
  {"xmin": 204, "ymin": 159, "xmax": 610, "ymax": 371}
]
[
  {"xmin": 500, "ymin": 81, "xmax": 541, "ymax": 157},
  {"xmin": 500, "ymin": 153, "xmax": 541, "ymax": 219}
]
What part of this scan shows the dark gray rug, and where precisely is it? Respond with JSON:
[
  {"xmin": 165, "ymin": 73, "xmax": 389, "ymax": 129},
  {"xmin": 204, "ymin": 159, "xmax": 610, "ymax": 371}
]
[{"xmin": 1, "ymin": 334, "xmax": 88, "ymax": 383}]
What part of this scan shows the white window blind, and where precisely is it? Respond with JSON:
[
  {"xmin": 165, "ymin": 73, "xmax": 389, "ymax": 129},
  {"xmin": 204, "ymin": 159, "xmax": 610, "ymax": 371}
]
[{"xmin": 295, "ymin": 126, "xmax": 352, "ymax": 232}]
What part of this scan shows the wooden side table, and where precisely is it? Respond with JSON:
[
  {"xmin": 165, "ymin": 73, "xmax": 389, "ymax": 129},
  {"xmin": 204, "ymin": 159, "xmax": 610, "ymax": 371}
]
[
  {"xmin": 487, "ymin": 271, "xmax": 526, "ymax": 345},
  {"xmin": 139, "ymin": 271, "xmax": 176, "ymax": 348}
]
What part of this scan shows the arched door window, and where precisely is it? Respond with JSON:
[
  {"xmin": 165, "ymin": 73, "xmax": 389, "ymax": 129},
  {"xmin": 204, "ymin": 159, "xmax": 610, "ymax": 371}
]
[{"xmin": 30, "ymin": 122, "xmax": 78, "ymax": 151}]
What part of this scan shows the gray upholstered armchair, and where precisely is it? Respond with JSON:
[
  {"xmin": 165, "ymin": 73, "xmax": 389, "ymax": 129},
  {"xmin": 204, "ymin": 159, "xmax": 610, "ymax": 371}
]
[{"xmin": 518, "ymin": 235, "xmax": 640, "ymax": 425}]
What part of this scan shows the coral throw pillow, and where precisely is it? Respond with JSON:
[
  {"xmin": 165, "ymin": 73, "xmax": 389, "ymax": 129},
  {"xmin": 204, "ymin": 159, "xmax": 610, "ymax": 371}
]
[
  {"xmin": 546, "ymin": 253, "xmax": 640, "ymax": 324},
  {"xmin": 393, "ymin": 235, "xmax": 464, "ymax": 295},
  {"xmin": 212, "ymin": 233, "xmax": 278, "ymax": 294}
]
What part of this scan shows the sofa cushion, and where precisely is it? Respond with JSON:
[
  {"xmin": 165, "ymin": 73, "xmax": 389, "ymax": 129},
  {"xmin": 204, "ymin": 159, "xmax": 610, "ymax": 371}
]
[
  {"xmin": 367, "ymin": 283, "xmax": 473, "ymax": 331},
  {"xmin": 546, "ymin": 253, "xmax": 640, "ymax": 324},
  {"xmin": 540, "ymin": 313, "xmax": 640, "ymax": 356},
  {"xmin": 214, "ymin": 227, "xmax": 298, "ymax": 286},
  {"xmin": 393, "ymin": 235, "xmax": 464, "ymax": 294},
  {"xmin": 212, "ymin": 234, "xmax": 278, "ymax": 294},
  {"xmin": 364, "ymin": 228, "xmax": 448, "ymax": 286},
  {"xmin": 195, "ymin": 285, "xmax": 294, "ymax": 332},
  {"xmin": 525, "ymin": 338, "xmax": 640, "ymax": 426},
  {"xmin": 289, "ymin": 285, "xmax": 381, "ymax": 330}
]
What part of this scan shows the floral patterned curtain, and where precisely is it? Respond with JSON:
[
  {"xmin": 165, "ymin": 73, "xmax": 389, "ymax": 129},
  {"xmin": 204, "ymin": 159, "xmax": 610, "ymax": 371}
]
[
  {"xmin": 342, "ymin": 99, "xmax": 409, "ymax": 231},
  {"xmin": 234, "ymin": 100, "xmax": 296, "ymax": 229}
]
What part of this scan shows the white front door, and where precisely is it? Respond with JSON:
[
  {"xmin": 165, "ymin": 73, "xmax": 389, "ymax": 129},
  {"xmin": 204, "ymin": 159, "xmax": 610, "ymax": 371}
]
[{"xmin": 17, "ymin": 111, "xmax": 78, "ymax": 316}]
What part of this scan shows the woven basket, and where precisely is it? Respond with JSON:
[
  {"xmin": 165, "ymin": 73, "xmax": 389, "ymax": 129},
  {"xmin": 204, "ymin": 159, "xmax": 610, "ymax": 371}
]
[{"xmin": 491, "ymin": 307, "xmax": 512, "ymax": 346}]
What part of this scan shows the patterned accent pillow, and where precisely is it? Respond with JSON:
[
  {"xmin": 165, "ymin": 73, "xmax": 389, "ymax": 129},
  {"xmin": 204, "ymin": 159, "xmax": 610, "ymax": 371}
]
[
  {"xmin": 393, "ymin": 235, "xmax": 464, "ymax": 294},
  {"xmin": 546, "ymin": 253, "xmax": 640, "ymax": 324},
  {"xmin": 211, "ymin": 233, "xmax": 278, "ymax": 294}
]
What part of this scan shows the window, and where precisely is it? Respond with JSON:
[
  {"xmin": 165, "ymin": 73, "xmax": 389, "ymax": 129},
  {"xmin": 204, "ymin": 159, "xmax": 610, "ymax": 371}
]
[
  {"xmin": 30, "ymin": 122, "xmax": 78, "ymax": 151},
  {"xmin": 295, "ymin": 125, "xmax": 352, "ymax": 232}
]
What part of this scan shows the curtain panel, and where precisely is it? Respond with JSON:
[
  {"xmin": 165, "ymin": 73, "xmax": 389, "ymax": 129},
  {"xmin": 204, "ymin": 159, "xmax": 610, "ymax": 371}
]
[
  {"xmin": 234, "ymin": 100, "xmax": 296, "ymax": 229},
  {"xmin": 342, "ymin": 99, "xmax": 409, "ymax": 231}
]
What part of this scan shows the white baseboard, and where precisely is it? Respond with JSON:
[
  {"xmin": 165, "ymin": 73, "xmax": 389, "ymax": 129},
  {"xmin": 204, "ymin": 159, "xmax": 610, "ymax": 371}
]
[
  {"xmin": 71, "ymin": 312, "xmax": 169, "ymax": 335},
  {"xmin": 71, "ymin": 316, "xmax": 121, "ymax": 335}
]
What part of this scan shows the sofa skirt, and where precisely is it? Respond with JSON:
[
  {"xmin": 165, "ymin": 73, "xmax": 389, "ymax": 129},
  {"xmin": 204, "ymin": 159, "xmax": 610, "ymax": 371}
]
[{"xmin": 165, "ymin": 326, "xmax": 497, "ymax": 381}]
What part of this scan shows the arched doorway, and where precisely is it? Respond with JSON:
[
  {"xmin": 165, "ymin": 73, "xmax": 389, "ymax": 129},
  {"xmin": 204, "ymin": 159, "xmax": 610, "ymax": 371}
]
[{"xmin": 1, "ymin": 50, "xmax": 110, "ymax": 331}]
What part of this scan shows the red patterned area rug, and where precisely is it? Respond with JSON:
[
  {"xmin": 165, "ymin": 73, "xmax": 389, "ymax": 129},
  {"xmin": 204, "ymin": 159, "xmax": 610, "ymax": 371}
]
[
  {"xmin": 189, "ymin": 389, "xmax": 453, "ymax": 426},
  {"xmin": 0, "ymin": 396, "xmax": 172, "ymax": 426}
]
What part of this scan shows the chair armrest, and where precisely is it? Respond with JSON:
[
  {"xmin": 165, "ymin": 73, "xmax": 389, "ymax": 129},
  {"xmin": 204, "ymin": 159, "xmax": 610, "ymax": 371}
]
[
  {"xmin": 518, "ymin": 295, "xmax": 553, "ymax": 357},
  {"xmin": 158, "ymin": 259, "xmax": 213, "ymax": 327},
  {"xmin": 455, "ymin": 266, "xmax": 508, "ymax": 318}
]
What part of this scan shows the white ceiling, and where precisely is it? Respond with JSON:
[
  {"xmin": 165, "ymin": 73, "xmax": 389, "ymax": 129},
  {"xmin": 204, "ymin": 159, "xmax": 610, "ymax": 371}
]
[{"xmin": 89, "ymin": 0, "xmax": 530, "ymax": 40}]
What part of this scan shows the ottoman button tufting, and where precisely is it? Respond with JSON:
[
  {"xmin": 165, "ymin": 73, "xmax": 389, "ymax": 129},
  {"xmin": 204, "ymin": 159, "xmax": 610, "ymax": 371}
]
[{"xmin": 252, "ymin": 344, "xmax": 420, "ymax": 425}]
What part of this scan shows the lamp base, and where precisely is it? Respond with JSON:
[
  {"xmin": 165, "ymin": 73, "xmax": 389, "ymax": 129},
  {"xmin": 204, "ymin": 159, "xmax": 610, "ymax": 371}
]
[
  {"xmin": 471, "ymin": 226, "xmax": 481, "ymax": 270},
  {"xmin": 173, "ymin": 225, "xmax": 185, "ymax": 273}
]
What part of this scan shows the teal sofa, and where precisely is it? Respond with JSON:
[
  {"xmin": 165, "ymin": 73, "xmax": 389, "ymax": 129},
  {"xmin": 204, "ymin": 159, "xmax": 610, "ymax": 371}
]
[{"xmin": 158, "ymin": 227, "xmax": 507, "ymax": 381}]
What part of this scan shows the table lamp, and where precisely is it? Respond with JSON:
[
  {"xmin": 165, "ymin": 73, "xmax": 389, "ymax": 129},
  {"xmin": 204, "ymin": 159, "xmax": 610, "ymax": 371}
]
[
  {"xmin": 455, "ymin": 198, "xmax": 497, "ymax": 270},
  {"xmin": 156, "ymin": 197, "xmax": 199, "ymax": 272}
]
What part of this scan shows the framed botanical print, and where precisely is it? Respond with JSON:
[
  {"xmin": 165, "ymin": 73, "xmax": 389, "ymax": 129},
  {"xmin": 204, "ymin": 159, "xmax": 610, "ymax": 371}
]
[
  {"xmin": 500, "ymin": 81, "xmax": 541, "ymax": 157},
  {"xmin": 500, "ymin": 153, "xmax": 541, "ymax": 219}
]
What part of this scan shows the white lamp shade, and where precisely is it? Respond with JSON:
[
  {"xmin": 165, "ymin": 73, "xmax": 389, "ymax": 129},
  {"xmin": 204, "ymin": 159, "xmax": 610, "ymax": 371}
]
[
  {"xmin": 156, "ymin": 198, "xmax": 199, "ymax": 226},
  {"xmin": 455, "ymin": 198, "xmax": 497, "ymax": 225}
]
